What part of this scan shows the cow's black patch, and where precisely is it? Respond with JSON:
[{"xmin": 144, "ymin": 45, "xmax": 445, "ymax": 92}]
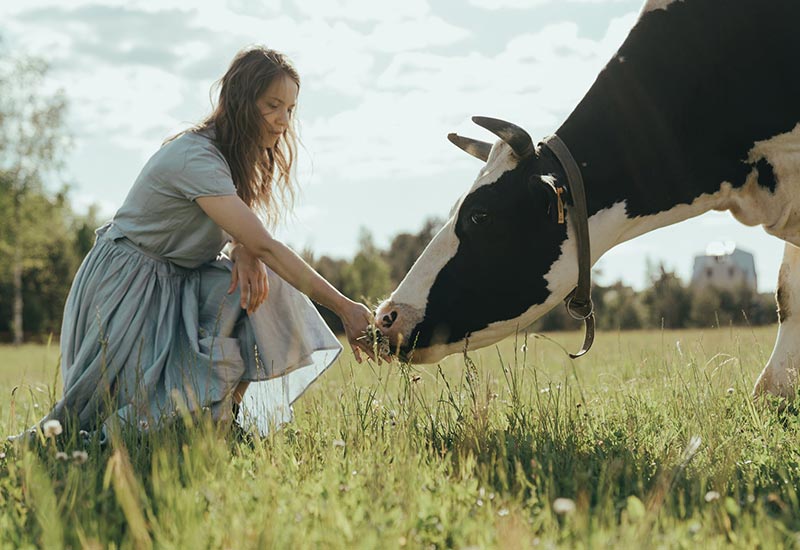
[
  {"xmin": 406, "ymin": 0, "xmax": 800, "ymax": 351},
  {"xmin": 756, "ymin": 158, "xmax": 777, "ymax": 193}
]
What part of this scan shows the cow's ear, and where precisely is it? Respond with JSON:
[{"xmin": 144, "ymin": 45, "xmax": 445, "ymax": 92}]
[
  {"xmin": 448, "ymin": 133, "xmax": 491, "ymax": 162},
  {"xmin": 532, "ymin": 174, "xmax": 568, "ymax": 224}
]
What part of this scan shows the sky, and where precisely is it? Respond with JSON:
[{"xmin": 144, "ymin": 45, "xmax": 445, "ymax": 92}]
[{"xmin": 0, "ymin": 0, "xmax": 786, "ymax": 293}]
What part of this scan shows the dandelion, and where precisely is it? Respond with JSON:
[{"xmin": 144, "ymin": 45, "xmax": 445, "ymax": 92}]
[
  {"xmin": 552, "ymin": 497, "xmax": 576, "ymax": 515},
  {"xmin": 72, "ymin": 450, "xmax": 88, "ymax": 464},
  {"xmin": 540, "ymin": 387, "xmax": 550, "ymax": 394},
  {"xmin": 55, "ymin": 452, "xmax": 69, "ymax": 461},
  {"xmin": 332, "ymin": 439, "xmax": 345, "ymax": 449},
  {"xmin": 79, "ymin": 430, "xmax": 89, "ymax": 438},
  {"xmin": 704, "ymin": 491, "xmax": 721, "ymax": 502},
  {"xmin": 0, "ymin": 452, "xmax": 6, "ymax": 460},
  {"xmin": 498, "ymin": 508, "xmax": 510, "ymax": 517},
  {"xmin": 42, "ymin": 419, "xmax": 63, "ymax": 438},
  {"xmin": 726, "ymin": 387, "xmax": 735, "ymax": 396}
]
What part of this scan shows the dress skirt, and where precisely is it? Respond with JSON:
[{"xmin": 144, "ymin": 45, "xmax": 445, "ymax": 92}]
[{"xmin": 46, "ymin": 223, "xmax": 342, "ymax": 435}]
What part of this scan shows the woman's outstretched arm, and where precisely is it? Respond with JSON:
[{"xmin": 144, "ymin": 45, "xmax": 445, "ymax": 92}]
[{"xmin": 196, "ymin": 194, "xmax": 376, "ymax": 361}]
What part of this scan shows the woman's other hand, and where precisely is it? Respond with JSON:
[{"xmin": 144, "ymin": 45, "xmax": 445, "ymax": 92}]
[
  {"xmin": 338, "ymin": 300, "xmax": 377, "ymax": 363},
  {"xmin": 228, "ymin": 244, "xmax": 269, "ymax": 314}
]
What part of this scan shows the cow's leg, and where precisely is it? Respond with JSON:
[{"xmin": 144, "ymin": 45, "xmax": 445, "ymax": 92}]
[{"xmin": 754, "ymin": 243, "xmax": 800, "ymax": 399}]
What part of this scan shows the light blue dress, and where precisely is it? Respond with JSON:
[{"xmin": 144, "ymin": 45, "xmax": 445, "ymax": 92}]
[{"xmin": 46, "ymin": 130, "xmax": 342, "ymax": 434}]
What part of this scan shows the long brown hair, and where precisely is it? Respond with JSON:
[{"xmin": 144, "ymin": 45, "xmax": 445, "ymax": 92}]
[{"xmin": 195, "ymin": 46, "xmax": 300, "ymax": 226}]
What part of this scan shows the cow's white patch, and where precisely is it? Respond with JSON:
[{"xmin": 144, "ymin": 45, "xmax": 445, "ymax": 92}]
[
  {"xmin": 388, "ymin": 220, "xmax": 459, "ymax": 311},
  {"xmin": 641, "ymin": 0, "xmax": 683, "ymax": 14},
  {"xmin": 468, "ymin": 141, "xmax": 522, "ymax": 193}
]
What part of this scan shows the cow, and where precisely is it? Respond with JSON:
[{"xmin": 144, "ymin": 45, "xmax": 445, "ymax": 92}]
[{"xmin": 374, "ymin": 0, "xmax": 800, "ymax": 398}]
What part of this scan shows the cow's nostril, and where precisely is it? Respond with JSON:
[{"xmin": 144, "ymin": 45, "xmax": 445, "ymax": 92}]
[
  {"xmin": 390, "ymin": 311, "xmax": 398, "ymax": 322},
  {"xmin": 381, "ymin": 314, "xmax": 394, "ymax": 328}
]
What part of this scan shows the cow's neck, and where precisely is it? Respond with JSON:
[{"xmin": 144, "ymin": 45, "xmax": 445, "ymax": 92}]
[{"xmin": 555, "ymin": 0, "xmax": 800, "ymax": 260}]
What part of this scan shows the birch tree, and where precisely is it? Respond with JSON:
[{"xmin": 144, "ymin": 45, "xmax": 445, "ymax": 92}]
[{"xmin": 0, "ymin": 53, "xmax": 70, "ymax": 344}]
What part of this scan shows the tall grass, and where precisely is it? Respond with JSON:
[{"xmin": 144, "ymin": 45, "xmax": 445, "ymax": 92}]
[{"xmin": 1, "ymin": 325, "xmax": 799, "ymax": 548}]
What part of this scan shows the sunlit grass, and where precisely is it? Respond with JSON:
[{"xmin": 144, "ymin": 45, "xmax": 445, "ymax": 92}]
[{"xmin": 2, "ymin": 325, "xmax": 799, "ymax": 548}]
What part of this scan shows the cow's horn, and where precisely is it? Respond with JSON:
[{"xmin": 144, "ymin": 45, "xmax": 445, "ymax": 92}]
[
  {"xmin": 472, "ymin": 116, "xmax": 534, "ymax": 158},
  {"xmin": 447, "ymin": 133, "xmax": 491, "ymax": 162}
]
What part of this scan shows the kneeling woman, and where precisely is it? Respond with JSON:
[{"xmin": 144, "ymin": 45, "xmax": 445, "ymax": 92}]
[{"xmin": 44, "ymin": 46, "xmax": 374, "ymax": 435}]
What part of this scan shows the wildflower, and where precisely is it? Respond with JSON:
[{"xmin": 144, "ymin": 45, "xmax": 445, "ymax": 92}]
[
  {"xmin": 72, "ymin": 450, "xmax": 88, "ymax": 464},
  {"xmin": 498, "ymin": 508, "xmax": 510, "ymax": 517},
  {"xmin": 704, "ymin": 491, "xmax": 721, "ymax": 502},
  {"xmin": 42, "ymin": 420, "xmax": 63, "ymax": 438},
  {"xmin": 332, "ymin": 439, "xmax": 345, "ymax": 449},
  {"xmin": 726, "ymin": 387, "xmax": 735, "ymax": 396},
  {"xmin": 0, "ymin": 452, "xmax": 6, "ymax": 460},
  {"xmin": 552, "ymin": 497, "xmax": 576, "ymax": 515},
  {"xmin": 540, "ymin": 388, "xmax": 550, "ymax": 394},
  {"xmin": 79, "ymin": 430, "xmax": 89, "ymax": 438},
  {"xmin": 55, "ymin": 452, "xmax": 69, "ymax": 461}
]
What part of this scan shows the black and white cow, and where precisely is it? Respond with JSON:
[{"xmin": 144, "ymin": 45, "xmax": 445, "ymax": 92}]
[{"xmin": 375, "ymin": 0, "xmax": 800, "ymax": 397}]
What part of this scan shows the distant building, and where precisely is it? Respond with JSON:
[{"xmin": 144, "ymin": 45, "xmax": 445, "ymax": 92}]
[{"xmin": 690, "ymin": 242, "xmax": 757, "ymax": 292}]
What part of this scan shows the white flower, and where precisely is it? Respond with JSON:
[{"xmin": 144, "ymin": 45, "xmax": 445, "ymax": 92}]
[
  {"xmin": 552, "ymin": 497, "xmax": 576, "ymax": 515},
  {"xmin": 42, "ymin": 420, "xmax": 63, "ymax": 438},
  {"xmin": 705, "ymin": 491, "xmax": 721, "ymax": 502},
  {"xmin": 332, "ymin": 439, "xmax": 345, "ymax": 449},
  {"xmin": 55, "ymin": 452, "xmax": 69, "ymax": 461},
  {"xmin": 72, "ymin": 451, "xmax": 88, "ymax": 464},
  {"xmin": 726, "ymin": 387, "xmax": 735, "ymax": 396}
]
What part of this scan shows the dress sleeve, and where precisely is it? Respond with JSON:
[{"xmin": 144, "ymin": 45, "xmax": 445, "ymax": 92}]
[{"xmin": 173, "ymin": 141, "xmax": 238, "ymax": 201}]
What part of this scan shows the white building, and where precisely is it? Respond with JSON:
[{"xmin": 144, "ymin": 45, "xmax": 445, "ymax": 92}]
[{"xmin": 690, "ymin": 242, "xmax": 757, "ymax": 292}]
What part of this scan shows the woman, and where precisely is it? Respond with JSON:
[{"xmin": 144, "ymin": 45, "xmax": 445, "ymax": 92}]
[{"xmin": 43, "ymin": 46, "xmax": 374, "ymax": 435}]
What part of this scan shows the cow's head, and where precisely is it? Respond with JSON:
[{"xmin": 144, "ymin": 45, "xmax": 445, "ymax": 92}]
[{"xmin": 375, "ymin": 116, "xmax": 582, "ymax": 363}]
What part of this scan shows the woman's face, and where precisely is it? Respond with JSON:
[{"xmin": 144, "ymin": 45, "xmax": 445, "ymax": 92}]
[{"xmin": 256, "ymin": 74, "xmax": 298, "ymax": 149}]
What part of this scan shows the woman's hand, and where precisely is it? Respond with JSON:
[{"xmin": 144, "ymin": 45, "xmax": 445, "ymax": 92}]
[
  {"xmin": 228, "ymin": 244, "xmax": 269, "ymax": 315},
  {"xmin": 338, "ymin": 299, "xmax": 378, "ymax": 363}
]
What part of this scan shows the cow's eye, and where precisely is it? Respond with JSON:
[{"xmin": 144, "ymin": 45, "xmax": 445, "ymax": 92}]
[{"xmin": 470, "ymin": 211, "xmax": 490, "ymax": 225}]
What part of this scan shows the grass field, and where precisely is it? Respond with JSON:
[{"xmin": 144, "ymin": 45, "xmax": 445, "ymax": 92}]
[{"xmin": 1, "ymin": 325, "xmax": 799, "ymax": 549}]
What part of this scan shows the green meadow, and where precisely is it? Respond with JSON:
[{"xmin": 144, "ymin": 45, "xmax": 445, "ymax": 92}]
[{"xmin": 2, "ymin": 325, "xmax": 799, "ymax": 549}]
